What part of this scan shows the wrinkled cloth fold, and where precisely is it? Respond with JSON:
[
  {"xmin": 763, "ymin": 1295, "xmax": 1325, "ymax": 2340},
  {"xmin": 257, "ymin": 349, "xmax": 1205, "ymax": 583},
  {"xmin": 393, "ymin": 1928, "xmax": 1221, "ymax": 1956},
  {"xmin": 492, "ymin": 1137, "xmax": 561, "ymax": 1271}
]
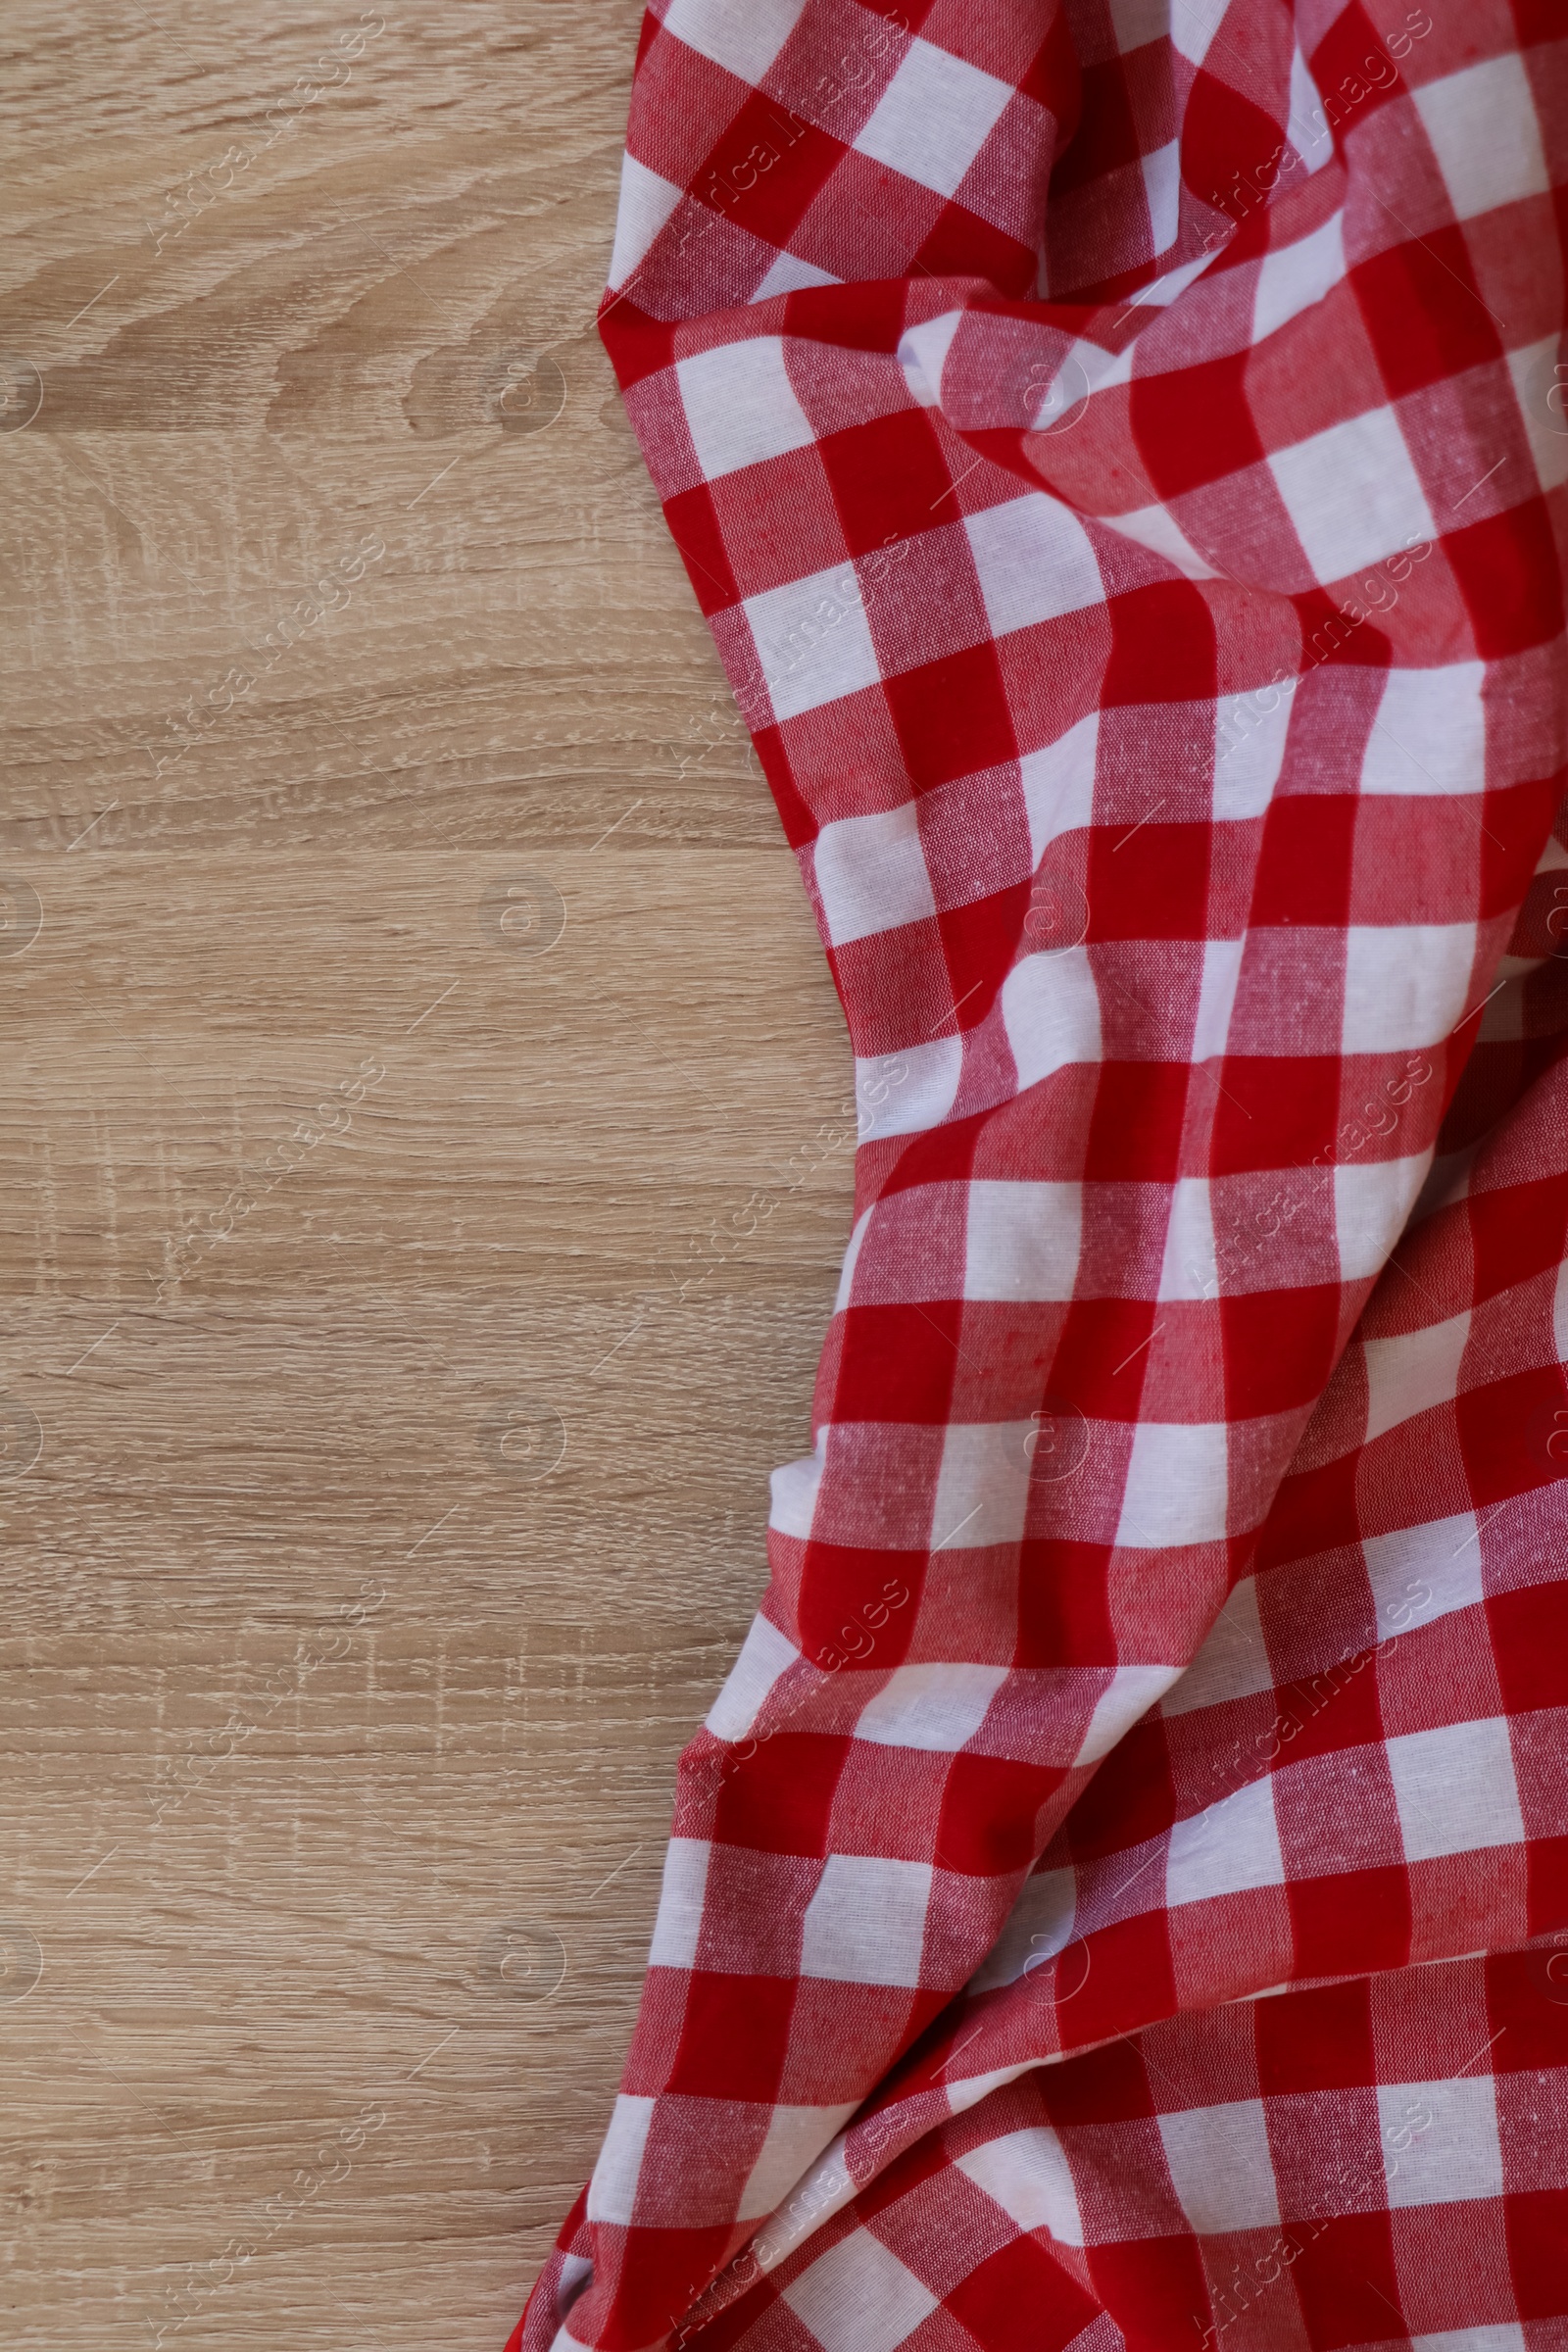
[{"xmin": 515, "ymin": 3, "xmax": 1568, "ymax": 2346}]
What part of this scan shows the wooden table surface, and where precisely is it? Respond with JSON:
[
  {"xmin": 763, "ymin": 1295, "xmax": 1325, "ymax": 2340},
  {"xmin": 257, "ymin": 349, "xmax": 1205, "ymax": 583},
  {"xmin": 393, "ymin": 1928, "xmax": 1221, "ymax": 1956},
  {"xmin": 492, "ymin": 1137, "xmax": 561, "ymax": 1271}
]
[{"xmin": 0, "ymin": 10, "xmax": 853, "ymax": 2341}]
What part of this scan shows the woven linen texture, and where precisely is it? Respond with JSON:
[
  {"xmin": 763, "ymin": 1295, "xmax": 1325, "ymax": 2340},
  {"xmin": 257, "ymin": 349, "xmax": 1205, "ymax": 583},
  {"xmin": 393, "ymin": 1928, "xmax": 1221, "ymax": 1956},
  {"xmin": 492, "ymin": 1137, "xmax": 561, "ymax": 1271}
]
[{"xmin": 514, "ymin": 2, "xmax": 1568, "ymax": 2345}]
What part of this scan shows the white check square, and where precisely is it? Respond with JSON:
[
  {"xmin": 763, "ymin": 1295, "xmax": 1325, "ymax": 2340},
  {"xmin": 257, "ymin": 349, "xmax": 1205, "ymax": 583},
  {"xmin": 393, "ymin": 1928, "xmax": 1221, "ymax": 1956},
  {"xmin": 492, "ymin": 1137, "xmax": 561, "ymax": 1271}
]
[
  {"xmin": 1166, "ymin": 1776, "xmax": 1286, "ymax": 1907},
  {"xmin": 1362, "ymin": 1308, "xmax": 1471, "ymax": 1445},
  {"xmin": 1075, "ymin": 1664, "xmax": 1183, "ymax": 1763},
  {"xmin": 968, "ymin": 1865, "xmax": 1076, "ymax": 1991},
  {"xmin": 783, "ymin": 2229, "xmax": 940, "ymax": 2352},
  {"xmin": 1287, "ymin": 46, "xmax": 1336, "ymax": 175},
  {"xmin": 1413, "ymin": 54, "xmax": 1550, "ymax": 222},
  {"xmin": 853, "ymin": 1034, "xmax": 962, "ymax": 1142},
  {"xmin": 1269, "ymin": 407, "xmax": 1436, "ymax": 583},
  {"xmin": 1362, "ymin": 663, "xmax": 1486, "ymax": 796},
  {"xmin": 931, "ymin": 1421, "xmax": 1034, "ymax": 1551},
  {"xmin": 1158, "ymin": 2098, "xmax": 1281, "ymax": 2231},
  {"xmin": 1363, "ymin": 1516, "xmax": 1485, "ymax": 1640},
  {"xmin": 1157, "ymin": 1177, "xmax": 1219, "ymax": 1303},
  {"xmin": 1213, "ymin": 684, "xmax": 1293, "ymax": 820},
  {"xmin": 964, "ymin": 1179, "xmax": 1084, "ymax": 1301},
  {"xmin": 1333, "ymin": 1152, "xmax": 1432, "ymax": 1282},
  {"xmin": 957, "ymin": 2126, "xmax": 1085, "ymax": 2242},
  {"xmin": 1252, "ymin": 211, "xmax": 1346, "ymax": 344},
  {"xmin": 1342, "ymin": 922, "xmax": 1477, "ymax": 1054},
  {"xmin": 801, "ymin": 1853, "xmax": 933, "ymax": 1985},
  {"xmin": 744, "ymin": 561, "xmax": 884, "ymax": 722},
  {"xmin": 608, "ymin": 152, "xmax": 687, "ymax": 288},
  {"xmin": 963, "ymin": 495, "xmax": 1104, "ymax": 640},
  {"xmin": 587, "ymin": 2094, "xmax": 657, "ymax": 2224},
  {"xmin": 812, "ymin": 803, "xmax": 936, "ymax": 947},
  {"xmin": 706, "ymin": 1615, "xmax": 800, "ymax": 1740},
  {"xmin": 1170, "ymin": 0, "xmax": 1223, "ymax": 65},
  {"xmin": 854, "ymin": 37, "xmax": 1014, "ymax": 201},
  {"xmin": 753, "ymin": 248, "xmax": 840, "ymax": 301},
  {"xmin": 1116, "ymin": 1420, "xmax": 1230, "ymax": 1548},
  {"xmin": 1019, "ymin": 712, "xmax": 1100, "ymax": 861},
  {"xmin": 770, "ymin": 1438, "xmax": 825, "ymax": 1541},
  {"xmin": 1379, "ymin": 2077, "xmax": 1504, "ymax": 2208},
  {"xmin": 648, "ymin": 1838, "xmax": 711, "ymax": 1970},
  {"xmin": 1387, "ymin": 1717, "xmax": 1525, "ymax": 1863},
  {"xmin": 855, "ymin": 1661, "xmax": 1008, "ymax": 1752},
  {"xmin": 662, "ymin": 0, "xmax": 809, "ymax": 86},
  {"xmin": 1102, "ymin": 502, "xmax": 1220, "ymax": 579},
  {"xmin": 1192, "ymin": 939, "xmax": 1245, "ymax": 1065},
  {"xmin": 677, "ymin": 336, "xmax": 816, "ymax": 480},
  {"xmin": 1000, "ymin": 946, "xmax": 1103, "ymax": 1092},
  {"xmin": 1507, "ymin": 337, "xmax": 1568, "ymax": 496}
]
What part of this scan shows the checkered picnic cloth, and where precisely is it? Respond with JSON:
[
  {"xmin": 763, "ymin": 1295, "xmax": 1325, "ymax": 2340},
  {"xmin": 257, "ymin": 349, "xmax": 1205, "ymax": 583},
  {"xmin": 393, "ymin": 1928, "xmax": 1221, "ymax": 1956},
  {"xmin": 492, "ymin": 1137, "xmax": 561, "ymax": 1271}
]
[{"xmin": 513, "ymin": 3, "xmax": 1568, "ymax": 2345}]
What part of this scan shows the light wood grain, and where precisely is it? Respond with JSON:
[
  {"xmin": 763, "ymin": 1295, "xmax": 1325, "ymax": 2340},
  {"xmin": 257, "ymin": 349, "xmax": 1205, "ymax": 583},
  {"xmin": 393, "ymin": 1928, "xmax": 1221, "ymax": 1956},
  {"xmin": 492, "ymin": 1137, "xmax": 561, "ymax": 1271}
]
[{"xmin": 0, "ymin": 12, "xmax": 854, "ymax": 2343}]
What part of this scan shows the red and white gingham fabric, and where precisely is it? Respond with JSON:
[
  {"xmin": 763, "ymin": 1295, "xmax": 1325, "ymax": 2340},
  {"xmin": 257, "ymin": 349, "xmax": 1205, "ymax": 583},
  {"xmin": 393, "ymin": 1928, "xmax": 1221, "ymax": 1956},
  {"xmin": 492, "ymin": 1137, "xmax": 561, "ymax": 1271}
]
[{"xmin": 514, "ymin": 3, "xmax": 1568, "ymax": 2345}]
